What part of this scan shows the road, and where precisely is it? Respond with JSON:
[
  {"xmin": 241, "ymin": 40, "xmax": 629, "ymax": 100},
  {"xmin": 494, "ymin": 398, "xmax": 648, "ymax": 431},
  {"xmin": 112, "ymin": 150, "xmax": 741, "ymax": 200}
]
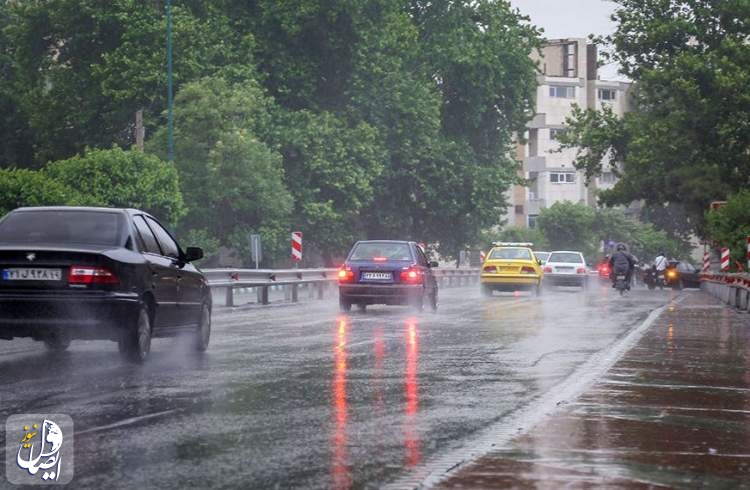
[{"xmin": 0, "ymin": 284, "xmax": 680, "ymax": 489}]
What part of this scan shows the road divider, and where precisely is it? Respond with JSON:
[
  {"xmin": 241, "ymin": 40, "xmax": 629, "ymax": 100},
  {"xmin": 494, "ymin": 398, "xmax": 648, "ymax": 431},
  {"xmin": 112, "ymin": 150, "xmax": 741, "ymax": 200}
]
[{"xmin": 203, "ymin": 267, "xmax": 481, "ymax": 307}]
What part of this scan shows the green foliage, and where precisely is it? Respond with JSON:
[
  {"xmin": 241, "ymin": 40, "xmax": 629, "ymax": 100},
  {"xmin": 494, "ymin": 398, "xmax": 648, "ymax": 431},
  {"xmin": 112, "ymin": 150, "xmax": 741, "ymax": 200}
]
[
  {"xmin": 559, "ymin": 1, "xmax": 750, "ymax": 238},
  {"xmin": 707, "ymin": 190, "xmax": 750, "ymax": 268},
  {"xmin": 179, "ymin": 228, "xmax": 220, "ymax": 264},
  {"xmin": 482, "ymin": 226, "xmax": 550, "ymax": 251},
  {"xmin": 45, "ymin": 147, "xmax": 185, "ymax": 225},
  {"xmin": 0, "ymin": 168, "xmax": 81, "ymax": 216},
  {"xmin": 535, "ymin": 201, "xmax": 685, "ymax": 262},
  {"xmin": 148, "ymin": 78, "xmax": 293, "ymax": 265}
]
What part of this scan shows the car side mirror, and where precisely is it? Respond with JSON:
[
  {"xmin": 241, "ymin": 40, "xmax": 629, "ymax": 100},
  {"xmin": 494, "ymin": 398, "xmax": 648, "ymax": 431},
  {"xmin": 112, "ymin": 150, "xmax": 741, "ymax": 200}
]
[
  {"xmin": 184, "ymin": 246, "xmax": 204, "ymax": 262},
  {"xmin": 537, "ymin": 259, "xmax": 542, "ymax": 265},
  {"xmin": 429, "ymin": 261, "xmax": 439, "ymax": 268}
]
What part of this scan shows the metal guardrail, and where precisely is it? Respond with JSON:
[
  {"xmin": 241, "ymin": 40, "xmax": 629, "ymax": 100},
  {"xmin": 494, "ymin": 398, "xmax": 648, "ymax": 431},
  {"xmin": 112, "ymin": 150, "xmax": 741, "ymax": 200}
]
[
  {"xmin": 700, "ymin": 273, "xmax": 750, "ymax": 311},
  {"xmin": 203, "ymin": 267, "xmax": 481, "ymax": 307}
]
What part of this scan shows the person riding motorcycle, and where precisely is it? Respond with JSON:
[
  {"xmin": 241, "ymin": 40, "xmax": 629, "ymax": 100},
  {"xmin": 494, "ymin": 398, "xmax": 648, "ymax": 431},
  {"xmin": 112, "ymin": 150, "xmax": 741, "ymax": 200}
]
[
  {"xmin": 608, "ymin": 243, "xmax": 636, "ymax": 290},
  {"xmin": 654, "ymin": 251, "xmax": 668, "ymax": 272}
]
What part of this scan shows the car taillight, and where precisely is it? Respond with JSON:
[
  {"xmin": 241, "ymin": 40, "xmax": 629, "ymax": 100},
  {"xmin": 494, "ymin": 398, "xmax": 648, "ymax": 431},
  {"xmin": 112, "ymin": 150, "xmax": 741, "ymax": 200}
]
[
  {"xmin": 400, "ymin": 267, "xmax": 423, "ymax": 284},
  {"xmin": 373, "ymin": 257, "xmax": 387, "ymax": 262},
  {"xmin": 483, "ymin": 265, "xmax": 497, "ymax": 273},
  {"xmin": 543, "ymin": 266, "xmax": 552, "ymax": 273},
  {"xmin": 68, "ymin": 266, "xmax": 119, "ymax": 285},
  {"xmin": 577, "ymin": 267, "xmax": 587, "ymax": 274},
  {"xmin": 338, "ymin": 267, "xmax": 355, "ymax": 283},
  {"xmin": 520, "ymin": 266, "xmax": 536, "ymax": 274}
]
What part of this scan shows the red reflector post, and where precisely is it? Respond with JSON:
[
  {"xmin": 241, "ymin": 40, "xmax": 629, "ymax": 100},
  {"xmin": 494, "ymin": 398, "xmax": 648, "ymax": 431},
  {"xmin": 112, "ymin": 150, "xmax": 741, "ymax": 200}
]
[{"xmin": 68, "ymin": 266, "xmax": 119, "ymax": 285}]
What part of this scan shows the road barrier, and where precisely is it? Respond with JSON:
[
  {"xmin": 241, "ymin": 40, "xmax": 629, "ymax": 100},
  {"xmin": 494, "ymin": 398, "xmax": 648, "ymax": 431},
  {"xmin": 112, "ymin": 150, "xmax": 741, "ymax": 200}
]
[
  {"xmin": 203, "ymin": 267, "xmax": 481, "ymax": 307},
  {"xmin": 701, "ymin": 273, "xmax": 750, "ymax": 312}
]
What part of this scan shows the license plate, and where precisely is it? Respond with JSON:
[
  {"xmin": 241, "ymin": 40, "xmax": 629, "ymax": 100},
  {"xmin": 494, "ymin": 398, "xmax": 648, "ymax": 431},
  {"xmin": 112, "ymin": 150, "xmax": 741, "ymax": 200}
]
[
  {"xmin": 498, "ymin": 266, "xmax": 516, "ymax": 272},
  {"xmin": 2, "ymin": 268, "xmax": 62, "ymax": 281},
  {"xmin": 362, "ymin": 272, "xmax": 391, "ymax": 280},
  {"xmin": 616, "ymin": 275, "xmax": 626, "ymax": 280}
]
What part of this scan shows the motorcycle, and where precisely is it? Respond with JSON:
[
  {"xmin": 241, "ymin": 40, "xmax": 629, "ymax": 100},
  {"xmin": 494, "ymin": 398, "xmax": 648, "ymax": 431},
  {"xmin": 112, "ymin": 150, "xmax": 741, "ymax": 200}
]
[
  {"xmin": 643, "ymin": 266, "xmax": 665, "ymax": 290},
  {"xmin": 614, "ymin": 273, "xmax": 628, "ymax": 295}
]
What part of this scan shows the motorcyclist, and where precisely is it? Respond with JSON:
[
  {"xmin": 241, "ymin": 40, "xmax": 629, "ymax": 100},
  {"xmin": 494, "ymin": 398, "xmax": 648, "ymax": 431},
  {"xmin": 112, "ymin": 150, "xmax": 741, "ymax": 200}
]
[
  {"xmin": 654, "ymin": 251, "xmax": 668, "ymax": 273},
  {"xmin": 608, "ymin": 243, "xmax": 636, "ymax": 290}
]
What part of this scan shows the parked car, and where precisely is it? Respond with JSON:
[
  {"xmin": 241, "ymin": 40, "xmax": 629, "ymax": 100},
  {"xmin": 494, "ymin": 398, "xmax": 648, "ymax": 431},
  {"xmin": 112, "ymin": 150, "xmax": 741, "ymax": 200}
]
[
  {"xmin": 543, "ymin": 251, "xmax": 589, "ymax": 289},
  {"xmin": 664, "ymin": 260, "xmax": 701, "ymax": 289},
  {"xmin": 337, "ymin": 240, "xmax": 438, "ymax": 312},
  {"xmin": 480, "ymin": 242, "xmax": 543, "ymax": 296},
  {"xmin": 0, "ymin": 207, "xmax": 211, "ymax": 362}
]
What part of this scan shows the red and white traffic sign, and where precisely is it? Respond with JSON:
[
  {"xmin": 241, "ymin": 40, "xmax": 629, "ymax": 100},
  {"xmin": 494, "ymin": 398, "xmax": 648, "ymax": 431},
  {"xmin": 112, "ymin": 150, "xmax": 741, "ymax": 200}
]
[
  {"xmin": 702, "ymin": 252, "xmax": 711, "ymax": 273},
  {"xmin": 746, "ymin": 236, "xmax": 750, "ymax": 271},
  {"xmin": 291, "ymin": 231, "xmax": 303, "ymax": 262},
  {"xmin": 720, "ymin": 247, "xmax": 730, "ymax": 272}
]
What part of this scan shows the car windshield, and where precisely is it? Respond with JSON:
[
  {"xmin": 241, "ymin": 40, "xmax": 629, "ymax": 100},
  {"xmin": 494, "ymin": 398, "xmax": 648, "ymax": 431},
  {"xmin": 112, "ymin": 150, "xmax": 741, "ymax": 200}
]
[
  {"xmin": 489, "ymin": 248, "xmax": 531, "ymax": 260},
  {"xmin": 349, "ymin": 242, "xmax": 412, "ymax": 261},
  {"xmin": 549, "ymin": 252, "xmax": 584, "ymax": 264},
  {"xmin": 0, "ymin": 211, "xmax": 124, "ymax": 247}
]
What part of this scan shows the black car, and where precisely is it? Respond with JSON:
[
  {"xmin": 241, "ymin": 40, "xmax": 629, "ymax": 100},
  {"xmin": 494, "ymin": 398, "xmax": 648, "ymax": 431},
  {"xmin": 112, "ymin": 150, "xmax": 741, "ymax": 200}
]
[
  {"xmin": 0, "ymin": 207, "xmax": 211, "ymax": 362},
  {"xmin": 338, "ymin": 240, "xmax": 438, "ymax": 312},
  {"xmin": 664, "ymin": 260, "xmax": 701, "ymax": 289}
]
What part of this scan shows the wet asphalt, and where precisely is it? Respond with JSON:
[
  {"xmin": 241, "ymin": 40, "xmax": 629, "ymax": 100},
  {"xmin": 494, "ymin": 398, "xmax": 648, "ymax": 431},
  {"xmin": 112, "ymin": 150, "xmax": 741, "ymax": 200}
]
[{"xmin": 0, "ymin": 283, "xmax": 677, "ymax": 489}]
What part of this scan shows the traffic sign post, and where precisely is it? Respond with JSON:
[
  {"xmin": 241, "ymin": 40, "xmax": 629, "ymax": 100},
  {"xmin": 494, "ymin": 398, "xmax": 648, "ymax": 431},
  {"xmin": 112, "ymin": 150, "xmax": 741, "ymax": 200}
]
[
  {"xmin": 291, "ymin": 232, "xmax": 303, "ymax": 263},
  {"xmin": 249, "ymin": 234, "xmax": 262, "ymax": 269}
]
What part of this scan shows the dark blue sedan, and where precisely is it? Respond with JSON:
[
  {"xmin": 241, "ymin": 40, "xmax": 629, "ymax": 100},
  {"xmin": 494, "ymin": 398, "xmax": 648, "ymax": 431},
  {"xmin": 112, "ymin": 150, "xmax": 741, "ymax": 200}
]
[{"xmin": 337, "ymin": 240, "xmax": 438, "ymax": 312}]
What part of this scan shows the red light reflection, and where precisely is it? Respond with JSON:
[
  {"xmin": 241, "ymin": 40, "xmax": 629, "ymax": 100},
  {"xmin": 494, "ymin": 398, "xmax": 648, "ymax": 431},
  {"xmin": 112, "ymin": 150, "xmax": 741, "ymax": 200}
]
[
  {"xmin": 331, "ymin": 317, "xmax": 351, "ymax": 490},
  {"xmin": 404, "ymin": 319, "xmax": 421, "ymax": 466}
]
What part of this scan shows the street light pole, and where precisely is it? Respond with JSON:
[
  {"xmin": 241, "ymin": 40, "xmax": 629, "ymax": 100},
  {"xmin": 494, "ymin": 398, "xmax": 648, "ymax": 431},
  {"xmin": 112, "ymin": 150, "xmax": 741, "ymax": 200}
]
[{"xmin": 166, "ymin": 0, "xmax": 174, "ymax": 162}]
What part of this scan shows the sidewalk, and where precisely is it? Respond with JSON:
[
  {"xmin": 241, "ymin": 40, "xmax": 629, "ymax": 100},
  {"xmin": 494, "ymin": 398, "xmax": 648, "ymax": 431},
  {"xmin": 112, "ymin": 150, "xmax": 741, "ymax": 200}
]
[{"xmin": 437, "ymin": 291, "xmax": 750, "ymax": 489}]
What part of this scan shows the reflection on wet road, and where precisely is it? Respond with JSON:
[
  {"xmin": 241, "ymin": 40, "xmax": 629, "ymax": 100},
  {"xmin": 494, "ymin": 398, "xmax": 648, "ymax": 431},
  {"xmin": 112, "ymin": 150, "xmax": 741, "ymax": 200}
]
[{"xmin": 0, "ymin": 285, "xmax": 675, "ymax": 489}]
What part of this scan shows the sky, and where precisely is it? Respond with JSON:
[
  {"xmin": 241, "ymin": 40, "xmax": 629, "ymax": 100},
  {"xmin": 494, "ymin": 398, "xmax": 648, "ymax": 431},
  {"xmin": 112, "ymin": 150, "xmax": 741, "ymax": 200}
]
[{"xmin": 508, "ymin": 0, "xmax": 624, "ymax": 79}]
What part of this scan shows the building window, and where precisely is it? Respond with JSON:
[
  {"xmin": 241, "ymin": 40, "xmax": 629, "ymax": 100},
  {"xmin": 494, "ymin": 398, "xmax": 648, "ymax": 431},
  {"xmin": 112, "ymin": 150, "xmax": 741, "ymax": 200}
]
[
  {"xmin": 550, "ymin": 172, "xmax": 576, "ymax": 183},
  {"xmin": 528, "ymin": 214, "xmax": 538, "ymax": 229},
  {"xmin": 514, "ymin": 204, "xmax": 524, "ymax": 215},
  {"xmin": 599, "ymin": 171, "xmax": 618, "ymax": 184},
  {"xmin": 549, "ymin": 128, "xmax": 567, "ymax": 140},
  {"xmin": 549, "ymin": 85, "xmax": 575, "ymax": 99},
  {"xmin": 598, "ymin": 88, "xmax": 617, "ymax": 101}
]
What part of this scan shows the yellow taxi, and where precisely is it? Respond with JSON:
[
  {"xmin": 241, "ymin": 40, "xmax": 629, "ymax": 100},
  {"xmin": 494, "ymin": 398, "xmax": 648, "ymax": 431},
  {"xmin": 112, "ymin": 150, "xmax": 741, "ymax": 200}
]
[{"xmin": 480, "ymin": 242, "xmax": 543, "ymax": 296}]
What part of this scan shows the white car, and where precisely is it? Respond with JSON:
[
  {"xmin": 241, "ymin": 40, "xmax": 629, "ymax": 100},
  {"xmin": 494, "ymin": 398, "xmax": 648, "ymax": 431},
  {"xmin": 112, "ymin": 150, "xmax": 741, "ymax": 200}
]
[{"xmin": 543, "ymin": 251, "xmax": 589, "ymax": 288}]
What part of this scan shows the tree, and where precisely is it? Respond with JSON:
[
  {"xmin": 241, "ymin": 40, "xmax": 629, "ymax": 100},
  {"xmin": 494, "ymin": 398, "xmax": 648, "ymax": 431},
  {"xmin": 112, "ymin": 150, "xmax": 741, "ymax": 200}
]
[
  {"xmin": 45, "ymin": 147, "xmax": 185, "ymax": 224},
  {"xmin": 537, "ymin": 201, "xmax": 597, "ymax": 256},
  {"xmin": 148, "ymin": 78, "xmax": 293, "ymax": 265},
  {"xmin": 3, "ymin": 0, "xmax": 256, "ymax": 165},
  {"xmin": 558, "ymin": 0, "xmax": 750, "ymax": 238},
  {"xmin": 707, "ymin": 191, "xmax": 750, "ymax": 269},
  {"xmin": 482, "ymin": 226, "xmax": 550, "ymax": 251},
  {"xmin": 0, "ymin": 168, "xmax": 81, "ymax": 216}
]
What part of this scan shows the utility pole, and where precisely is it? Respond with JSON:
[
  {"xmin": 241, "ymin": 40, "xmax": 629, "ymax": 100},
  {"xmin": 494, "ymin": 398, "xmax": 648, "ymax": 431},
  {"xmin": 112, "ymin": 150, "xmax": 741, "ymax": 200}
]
[
  {"xmin": 166, "ymin": 0, "xmax": 174, "ymax": 162},
  {"xmin": 135, "ymin": 109, "xmax": 145, "ymax": 151}
]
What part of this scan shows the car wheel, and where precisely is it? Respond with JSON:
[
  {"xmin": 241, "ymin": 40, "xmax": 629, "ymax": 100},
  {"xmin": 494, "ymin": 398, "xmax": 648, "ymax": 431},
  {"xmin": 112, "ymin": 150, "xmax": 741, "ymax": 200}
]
[
  {"xmin": 121, "ymin": 305, "xmax": 152, "ymax": 363},
  {"xmin": 481, "ymin": 284, "xmax": 493, "ymax": 297},
  {"xmin": 195, "ymin": 303, "xmax": 211, "ymax": 352},
  {"xmin": 43, "ymin": 332, "xmax": 70, "ymax": 352},
  {"xmin": 430, "ymin": 289, "xmax": 438, "ymax": 312},
  {"xmin": 357, "ymin": 303, "xmax": 367, "ymax": 313},
  {"xmin": 339, "ymin": 296, "xmax": 352, "ymax": 312}
]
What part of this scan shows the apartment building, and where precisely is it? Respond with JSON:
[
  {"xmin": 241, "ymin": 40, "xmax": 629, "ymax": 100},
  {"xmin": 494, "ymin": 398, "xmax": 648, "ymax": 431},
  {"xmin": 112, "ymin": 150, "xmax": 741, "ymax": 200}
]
[{"xmin": 507, "ymin": 39, "xmax": 632, "ymax": 228}]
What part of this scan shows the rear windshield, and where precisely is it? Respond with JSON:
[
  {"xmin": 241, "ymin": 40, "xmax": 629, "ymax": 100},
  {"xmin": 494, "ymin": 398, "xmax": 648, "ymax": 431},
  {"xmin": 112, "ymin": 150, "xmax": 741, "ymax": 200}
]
[
  {"xmin": 349, "ymin": 242, "xmax": 412, "ymax": 261},
  {"xmin": 534, "ymin": 252, "xmax": 550, "ymax": 261},
  {"xmin": 548, "ymin": 252, "xmax": 584, "ymax": 264},
  {"xmin": 489, "ymin": 248, "xmax": 531, "ymax": 260},
  {"xmin": 0, "ymin": 211, "xmax": 125, "ymax": 247}
]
